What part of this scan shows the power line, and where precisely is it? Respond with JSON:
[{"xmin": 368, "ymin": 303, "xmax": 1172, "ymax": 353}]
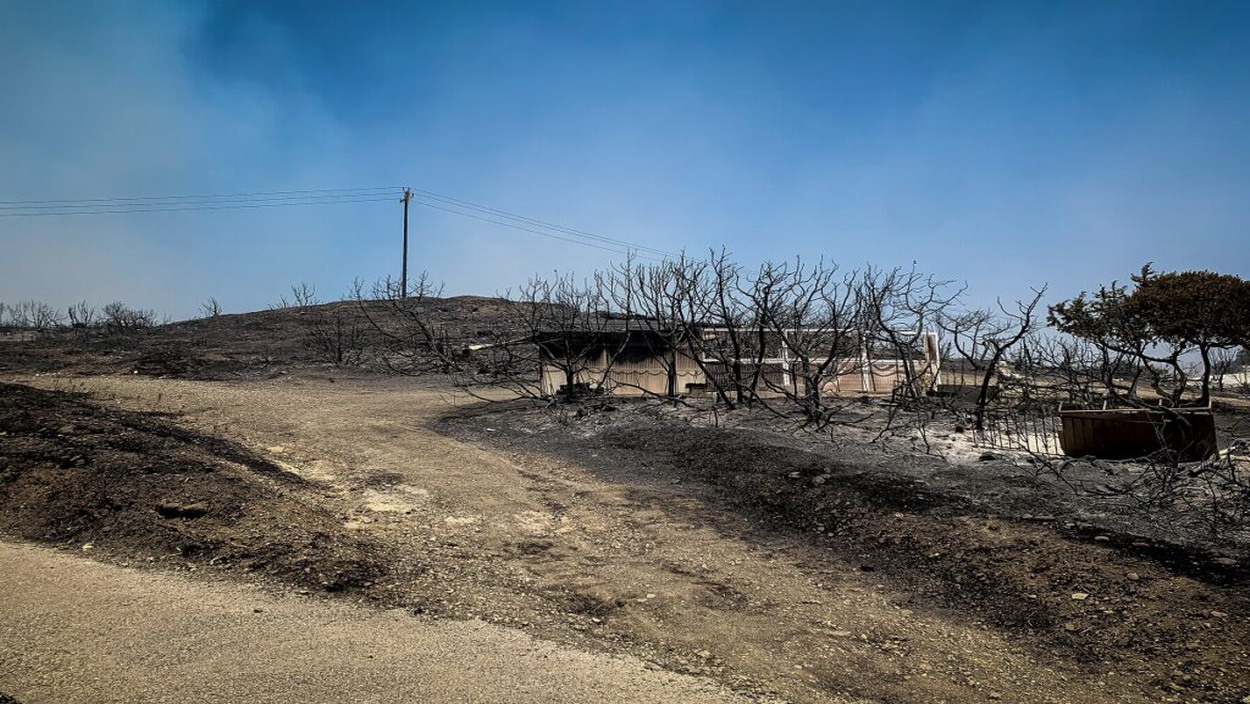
[
  {"xmin": 405, "ymin": 186, "xmax": 679, "ymax": 259},
  {"xmin": 0, "ymin": 184, "xmax": 678, "ymax": 261},
  {"xmin": 0, "ymin": 186, "xmax": 403, "ymax": 207},
  {"xmin": 407, "ymin": 196, "xmax": 667, "ymax": 262},
  {"xmin": 0, "ymin": 195, "xmax": 397, "ymax": 217}
]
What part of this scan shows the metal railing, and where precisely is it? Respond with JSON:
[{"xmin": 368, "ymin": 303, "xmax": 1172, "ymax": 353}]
[{"xmin": 974, "ymin": 405, "xmax": 1064, "ymax": 456}]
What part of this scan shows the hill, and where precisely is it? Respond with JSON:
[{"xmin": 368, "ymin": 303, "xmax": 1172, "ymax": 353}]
[{"xmin": 0, "ymin": 296, "xmax": 514, "ymax": 380}]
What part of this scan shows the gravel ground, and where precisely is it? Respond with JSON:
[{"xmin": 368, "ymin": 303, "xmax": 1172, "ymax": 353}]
[{"xmin": 0, "ymin": 541, "xmax": 752, "ymax": 704}]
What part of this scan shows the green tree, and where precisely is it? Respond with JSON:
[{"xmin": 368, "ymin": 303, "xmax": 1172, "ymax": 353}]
[
  {"xmin": 1131, "ymin": 266, "xmax": 1250, "ymax": 403},
  {"xmin": 1050, "ymin": 264, "xmax": 1250, "ymax": 405}
]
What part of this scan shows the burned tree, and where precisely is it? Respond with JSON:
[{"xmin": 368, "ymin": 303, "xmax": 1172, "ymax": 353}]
[
  {"xmin": 356, "ymin": 271, "xmax": 627, "ymax": 403},
  {"xmin": 353, "ymin": 273, "xmax": 455, "ymax": 377},
  {"xmin": 306, "ymin": 304, "xmax": 371, "ymax": 366},
  {"xmin": 598, "ymin": 257, "xmax": 695, "ymax": 401},
  {"xmin": 66, "ymin": 301, "xmax": 97, "ymax": 329},
  {"xmin": 4, "ymin": 300, "xmax": 64, "ymax": 332},
  {"xmin": 505, "ymin": 274, "xmax": 627, "ymax": 401},
  {"xmin": 676, "ymin": 250, "xmax": 767, "ymax": 409},
  {"xmin": 199, "ymin": 298, "xmax": 223, "ymax": 319},
  {"xmin": 859, "ymin": 265, "xmax": 959, "ymax": 398},
  {"xmin": 940, "ymin": 286, "xmax": 1047, "ymax": 430},
  {"xmin": 100, "ymin": 301, "xmax": 155, "ymax": 333},
  {"xmin": 749, "ymin": 258, "xmax": 866, "ymax": 427}
]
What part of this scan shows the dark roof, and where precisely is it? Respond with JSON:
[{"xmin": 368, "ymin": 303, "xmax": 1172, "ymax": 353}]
[{"xmin": 532, "ymin": 327, "xmax": 685, "ymax": 351}]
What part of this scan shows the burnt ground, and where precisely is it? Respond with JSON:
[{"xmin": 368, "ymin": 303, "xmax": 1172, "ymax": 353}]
[
  {"xmin": 440, "ymin": 402, "xmax": 1250, "ymax": 703},
  {"xmin": 0, "ymin": 295, "xmax": 514, "ymax": 380},
  {"xmin": 0, "ymin": 381, "xmax": 392, "ymax": 596},
  {"xmin": 3, "ymin": 371, "xmax": 1249, "ymax": 704}
]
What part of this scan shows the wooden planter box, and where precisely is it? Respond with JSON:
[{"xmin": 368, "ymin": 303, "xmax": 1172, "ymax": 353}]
[{"xmin": 1058, "ymin": 407, "xmax": 1217, "ymax": 461}]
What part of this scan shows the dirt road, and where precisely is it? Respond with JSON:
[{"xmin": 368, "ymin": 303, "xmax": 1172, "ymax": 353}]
[
  {"xmin": 0, "ymin": 541, "xmax": 747, "ymax": 703},
  {"xmin": 5, "ymin": 374, "xmax": 1242, "ymax": 703}
]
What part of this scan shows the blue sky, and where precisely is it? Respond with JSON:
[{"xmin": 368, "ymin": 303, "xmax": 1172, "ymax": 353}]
[{"xmin": 2, "ymin": 1, "xmax": 1248, "ymax": 318}]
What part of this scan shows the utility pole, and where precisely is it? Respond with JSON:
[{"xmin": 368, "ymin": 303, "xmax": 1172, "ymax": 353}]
[{"xmin": 400, "ymin": 187, "xmax": 412, "ymax": 298}]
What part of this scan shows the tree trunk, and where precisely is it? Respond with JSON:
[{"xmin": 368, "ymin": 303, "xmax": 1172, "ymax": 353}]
[
  {"xmin": 666, "ymin": 348, "xmax": 677, "ymax": 400},
  {"xmin": 1198, "ymin": 344, "xmax": 1212, "ymax": 406},
  {"xmin": 973, "ymin": 348, "xmax": 1003, "ymax": 431}
]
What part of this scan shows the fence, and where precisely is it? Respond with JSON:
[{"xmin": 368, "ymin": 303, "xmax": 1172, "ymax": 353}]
[{"xmin": 974, "ymin": 405, "xmax": 1064, "ymax": 456}]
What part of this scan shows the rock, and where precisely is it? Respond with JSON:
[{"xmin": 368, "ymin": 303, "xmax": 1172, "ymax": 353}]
[
  {"xmin": 978, "ymin": 452, "xmax": 997, "ymax": 462},
  {"xmin": 81, "ymin": 543, "xmax": 94, "ymax": 552},
  {"xmin": 1210, "ymin": 611, "xmax": 1228, "ymax": 618},
  {"xmin": 1071, "ymin": 592, "xmax": 1090, "ymax": 600},
  {"xmin": 155, "ymin": 503, "xmax": 209, "ymax": 519},
  {"xmin": 829, "ymin": 630, "xmax": 853, "ymax": 637},
  {"xmin": 1126, "ymin": 572, "xmax": 1140, "ymax": 581},
  {"xmin": 1094, "ymin": 535, "xmax": 1111, "ymax": 542}
]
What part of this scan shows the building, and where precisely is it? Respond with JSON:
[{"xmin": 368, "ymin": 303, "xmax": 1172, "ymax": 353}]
[{"xmin": 533, "ymin": 323, "xmax": 941, "ymax": 399}]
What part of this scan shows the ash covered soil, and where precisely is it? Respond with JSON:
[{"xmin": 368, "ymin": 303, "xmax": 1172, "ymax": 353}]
[
  {"xmin": 0, "ymin": 381, "xmax": 393, "ymax": 595},
  {"xmin": 1, "ymin": 371, "xmax": 1248, "ymax": 704},
  {"xmin": 440, "ymin": 401, "xmax": 1250, "ymax": 703},
  {"xmin": 0, "ymin": 295, "xmax": 515, "ymax": 380}
]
